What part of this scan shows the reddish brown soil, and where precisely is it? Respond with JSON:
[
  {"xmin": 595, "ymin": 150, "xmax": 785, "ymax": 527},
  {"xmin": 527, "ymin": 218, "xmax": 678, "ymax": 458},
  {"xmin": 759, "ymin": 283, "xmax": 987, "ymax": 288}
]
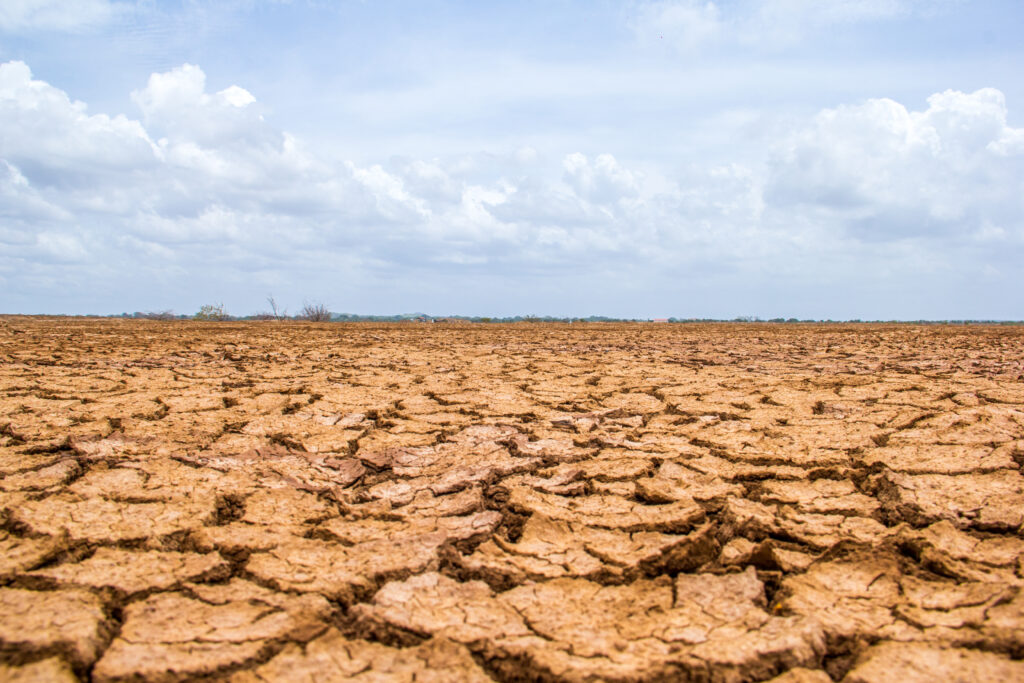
[{"xmin": 1, "ymin": 318, "xmax": 1023, "ymax": 682}]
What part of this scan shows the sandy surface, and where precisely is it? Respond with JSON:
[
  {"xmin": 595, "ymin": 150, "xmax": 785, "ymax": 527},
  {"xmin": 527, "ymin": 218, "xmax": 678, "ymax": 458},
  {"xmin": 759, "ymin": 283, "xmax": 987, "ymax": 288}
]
[{"xmin": 1, "ymin": 318, "xmax": 1023, "ymax": 682}]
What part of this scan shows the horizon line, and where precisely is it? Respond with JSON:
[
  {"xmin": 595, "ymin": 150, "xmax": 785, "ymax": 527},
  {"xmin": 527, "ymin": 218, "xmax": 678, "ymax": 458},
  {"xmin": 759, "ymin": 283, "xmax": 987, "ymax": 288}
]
[{"xmin": 2, "ymin": 313, "xmax": 1023, "ymax": 325}]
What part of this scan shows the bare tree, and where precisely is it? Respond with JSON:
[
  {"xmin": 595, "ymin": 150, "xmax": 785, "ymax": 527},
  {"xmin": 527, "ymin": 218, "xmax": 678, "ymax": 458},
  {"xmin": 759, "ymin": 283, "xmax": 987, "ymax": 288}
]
[
  {"xmin": 300, "ymin": 301, "xmax": 331, "ymax": 322},
  {"xmin": 267, "ymin": 295, "xmax": 287, "ymax": 321}
]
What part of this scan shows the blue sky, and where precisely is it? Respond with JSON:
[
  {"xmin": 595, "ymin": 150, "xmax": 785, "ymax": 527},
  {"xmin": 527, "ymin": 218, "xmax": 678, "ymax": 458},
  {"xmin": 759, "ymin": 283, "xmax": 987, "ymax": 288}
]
[{"xmin": 1, "ymin": 0, "xmax": 1022, "ymax": 318}]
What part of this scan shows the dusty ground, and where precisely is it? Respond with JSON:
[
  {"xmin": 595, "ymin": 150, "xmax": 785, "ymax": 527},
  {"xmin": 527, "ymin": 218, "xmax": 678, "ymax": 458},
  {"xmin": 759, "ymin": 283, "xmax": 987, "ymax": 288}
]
[{"xmin": 1, "ymin": 318, "xmax": 1023, "ymax": 682}]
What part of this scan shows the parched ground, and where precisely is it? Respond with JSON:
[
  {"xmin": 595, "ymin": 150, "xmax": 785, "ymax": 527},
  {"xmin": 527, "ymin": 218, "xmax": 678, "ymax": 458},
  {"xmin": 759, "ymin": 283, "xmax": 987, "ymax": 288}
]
[{"xmin": 1, "ymin": 318, "xmax": 1024, "ymax": 683}]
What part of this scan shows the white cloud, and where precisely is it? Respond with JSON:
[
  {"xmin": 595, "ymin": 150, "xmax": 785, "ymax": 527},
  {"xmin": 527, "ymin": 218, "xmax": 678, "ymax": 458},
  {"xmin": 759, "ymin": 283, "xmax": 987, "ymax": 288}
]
[
  {"xmin": 219, "ymin": 85, "xmax": 257, "ymax": 108},
  {"xmin": 562, "ymin": 153, "xmax": 639, "ymax": 205},
  {"xmin": 0, "ymin": 61, "xmax": 158, "ymax": 185},
  {"xmin": 349, "ymin": 163, "xmax": 431, "ymax": 221},
  {"xmin": 766, "ymin": 88, "xmax": 1024, "ymax": 236},
  {"xmin": 0, "ymin": 159, "xmax": 69, "ymax": 223},
  {"xmin": 395, "ymin": 159, "xmax": 462, "ymax": 204},
  {"xmin": 132, "ymin": 64, "xmax": 268, "ymax": 148},
  {"xmin": 0, "ymin": 0, "xmax": 121, "ymax": 32},
  {"xmin": 35, "ymin": 231, "xmax": 89, "ymax": 262}
]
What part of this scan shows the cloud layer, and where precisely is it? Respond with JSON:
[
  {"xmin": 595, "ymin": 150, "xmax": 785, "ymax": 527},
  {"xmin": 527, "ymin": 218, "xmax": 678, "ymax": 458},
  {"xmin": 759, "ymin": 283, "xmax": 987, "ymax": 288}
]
[
  {"xmin": 631, "ymin": 0, "xmax": 938, "ymax": 51},
  {"xmin": 1, "ymin": 59, "xmax": 1022, "ymax": 316},
  {"xmin": 0, "ymin": 0, "xmax": 121, "ymax": 32}
]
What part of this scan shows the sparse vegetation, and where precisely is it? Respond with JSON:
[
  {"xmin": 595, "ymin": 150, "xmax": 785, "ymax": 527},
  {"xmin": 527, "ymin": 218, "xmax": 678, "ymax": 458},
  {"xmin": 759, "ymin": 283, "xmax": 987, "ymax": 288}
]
[
  {"xmin": 136, "ymin": 310, "xmax": 175, "ymax": 320},
  {"xmin": 194, "ymin": 303, "xmax": 229, "ymax": 321},
  {"xmin": 266, "ymin": 295, "xmax": 287, "ymax": 321},
  {"xmin": 102, "ymin": 307, "xmax": 1024, "ymax": 325},
  {"xmin": 299, "ymin": 301, "xmax": 331, "ymax": 322}
]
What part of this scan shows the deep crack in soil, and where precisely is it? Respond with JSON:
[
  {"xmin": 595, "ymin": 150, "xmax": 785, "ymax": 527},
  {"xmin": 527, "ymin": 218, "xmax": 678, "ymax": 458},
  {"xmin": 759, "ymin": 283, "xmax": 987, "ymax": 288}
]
[{"xmin": 1, "ymin": 319, "xmax": 1023, "ymax": 682}]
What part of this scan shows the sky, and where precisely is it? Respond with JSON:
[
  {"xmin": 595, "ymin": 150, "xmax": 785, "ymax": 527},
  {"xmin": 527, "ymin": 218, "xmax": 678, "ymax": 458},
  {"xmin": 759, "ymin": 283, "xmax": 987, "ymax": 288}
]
[{"xmin": 1, "ymin": 0, "xmax": 1022, "ymax": 319}]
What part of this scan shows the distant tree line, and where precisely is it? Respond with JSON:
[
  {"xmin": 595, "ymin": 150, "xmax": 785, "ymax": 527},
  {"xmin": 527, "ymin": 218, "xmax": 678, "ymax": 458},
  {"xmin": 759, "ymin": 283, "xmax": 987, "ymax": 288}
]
[{"xmin": 113, "ymin": 308, "xmax": 1024, "ymax": 325}]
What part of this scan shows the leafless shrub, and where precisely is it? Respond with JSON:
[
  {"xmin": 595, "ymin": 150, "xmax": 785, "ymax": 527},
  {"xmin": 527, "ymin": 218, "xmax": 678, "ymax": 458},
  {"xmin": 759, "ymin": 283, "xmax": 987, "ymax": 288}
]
[
  {"xmin": 139, "ymin": 310, "xmax": 175, "ymax": 320},
  {"xmin": 299, "ymin": 301, "xmax": 331, "ymax": 322}
]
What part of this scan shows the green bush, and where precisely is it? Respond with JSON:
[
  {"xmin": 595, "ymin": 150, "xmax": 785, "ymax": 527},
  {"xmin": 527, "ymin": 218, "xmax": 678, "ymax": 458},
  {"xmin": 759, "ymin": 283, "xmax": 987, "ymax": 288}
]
[{"xmin": 194, "ymin": 303, "xmax": 228, "ymax": 321}]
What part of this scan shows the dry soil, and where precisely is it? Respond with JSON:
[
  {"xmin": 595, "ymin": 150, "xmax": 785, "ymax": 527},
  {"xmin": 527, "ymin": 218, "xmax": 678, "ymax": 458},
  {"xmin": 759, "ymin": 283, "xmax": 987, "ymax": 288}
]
[{"xmin": 1, "ymin": 318, "xmax": 1023, "ymax": 682}]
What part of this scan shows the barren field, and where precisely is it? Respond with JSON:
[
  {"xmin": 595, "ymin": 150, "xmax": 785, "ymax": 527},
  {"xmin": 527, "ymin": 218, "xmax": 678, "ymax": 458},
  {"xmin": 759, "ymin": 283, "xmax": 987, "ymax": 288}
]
[{"xmin": 1, "ymin": 319, "xmax": 1024, "ymax": 682}]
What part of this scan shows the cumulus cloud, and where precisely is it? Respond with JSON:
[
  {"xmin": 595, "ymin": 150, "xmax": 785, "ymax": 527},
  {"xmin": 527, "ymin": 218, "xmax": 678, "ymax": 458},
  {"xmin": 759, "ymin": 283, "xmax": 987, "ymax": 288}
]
[
  {"xmin": 766, "ymin": 88, "xmax": 1024, "ymax": 238},
  {"xmin": 0, "ymin": 159, "xmax": 69, "ymax": 223},
  {"xmin": 562, "ymin": 153, "xmax": 639, "ymax": 205},
  {"xmin": 0, "ymin": 0, "xmax": 121, "ymax": 32},
  {"xmin": 0, "ymin": 61, "xmax": 157, "ymax": 187},
  {"xmin": 132, "ymin": 65, "xmax": 264, "ymax": 146}
]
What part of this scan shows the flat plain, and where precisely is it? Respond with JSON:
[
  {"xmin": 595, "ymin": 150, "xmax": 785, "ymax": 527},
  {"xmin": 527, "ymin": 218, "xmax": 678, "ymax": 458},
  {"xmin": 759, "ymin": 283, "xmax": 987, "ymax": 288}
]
[{"xmin": 2, "ymin": 318, "xmax": 1024, "ymax": 682}]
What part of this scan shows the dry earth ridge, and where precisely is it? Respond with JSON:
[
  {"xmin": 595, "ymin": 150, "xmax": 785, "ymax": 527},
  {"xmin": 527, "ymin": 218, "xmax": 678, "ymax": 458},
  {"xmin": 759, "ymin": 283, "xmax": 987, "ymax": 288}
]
[{"xmin": 1, "ymin": 318, "xmax": 1023, "ymax": 682}]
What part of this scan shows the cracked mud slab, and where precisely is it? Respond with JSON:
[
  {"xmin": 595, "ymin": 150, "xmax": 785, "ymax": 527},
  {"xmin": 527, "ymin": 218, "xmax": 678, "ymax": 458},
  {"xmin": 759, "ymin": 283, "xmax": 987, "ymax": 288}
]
[
  {"xmin": 230, "ymin": 630, "xmax": 493, "ymax": 682},
  {"xmin": 93, "ymin": 580, "xmax": 331, "ymax": 681},
  {"xmin": 1, "ymin": 319, "xmax": 1023, "ymax": 681}
]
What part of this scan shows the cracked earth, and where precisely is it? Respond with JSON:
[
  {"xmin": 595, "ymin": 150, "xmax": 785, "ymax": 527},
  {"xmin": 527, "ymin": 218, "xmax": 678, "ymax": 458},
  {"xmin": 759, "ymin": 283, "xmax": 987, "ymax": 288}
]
[{"xmin": 1, "ymin": 318, "xmax": 1023, "ymax": 682}]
